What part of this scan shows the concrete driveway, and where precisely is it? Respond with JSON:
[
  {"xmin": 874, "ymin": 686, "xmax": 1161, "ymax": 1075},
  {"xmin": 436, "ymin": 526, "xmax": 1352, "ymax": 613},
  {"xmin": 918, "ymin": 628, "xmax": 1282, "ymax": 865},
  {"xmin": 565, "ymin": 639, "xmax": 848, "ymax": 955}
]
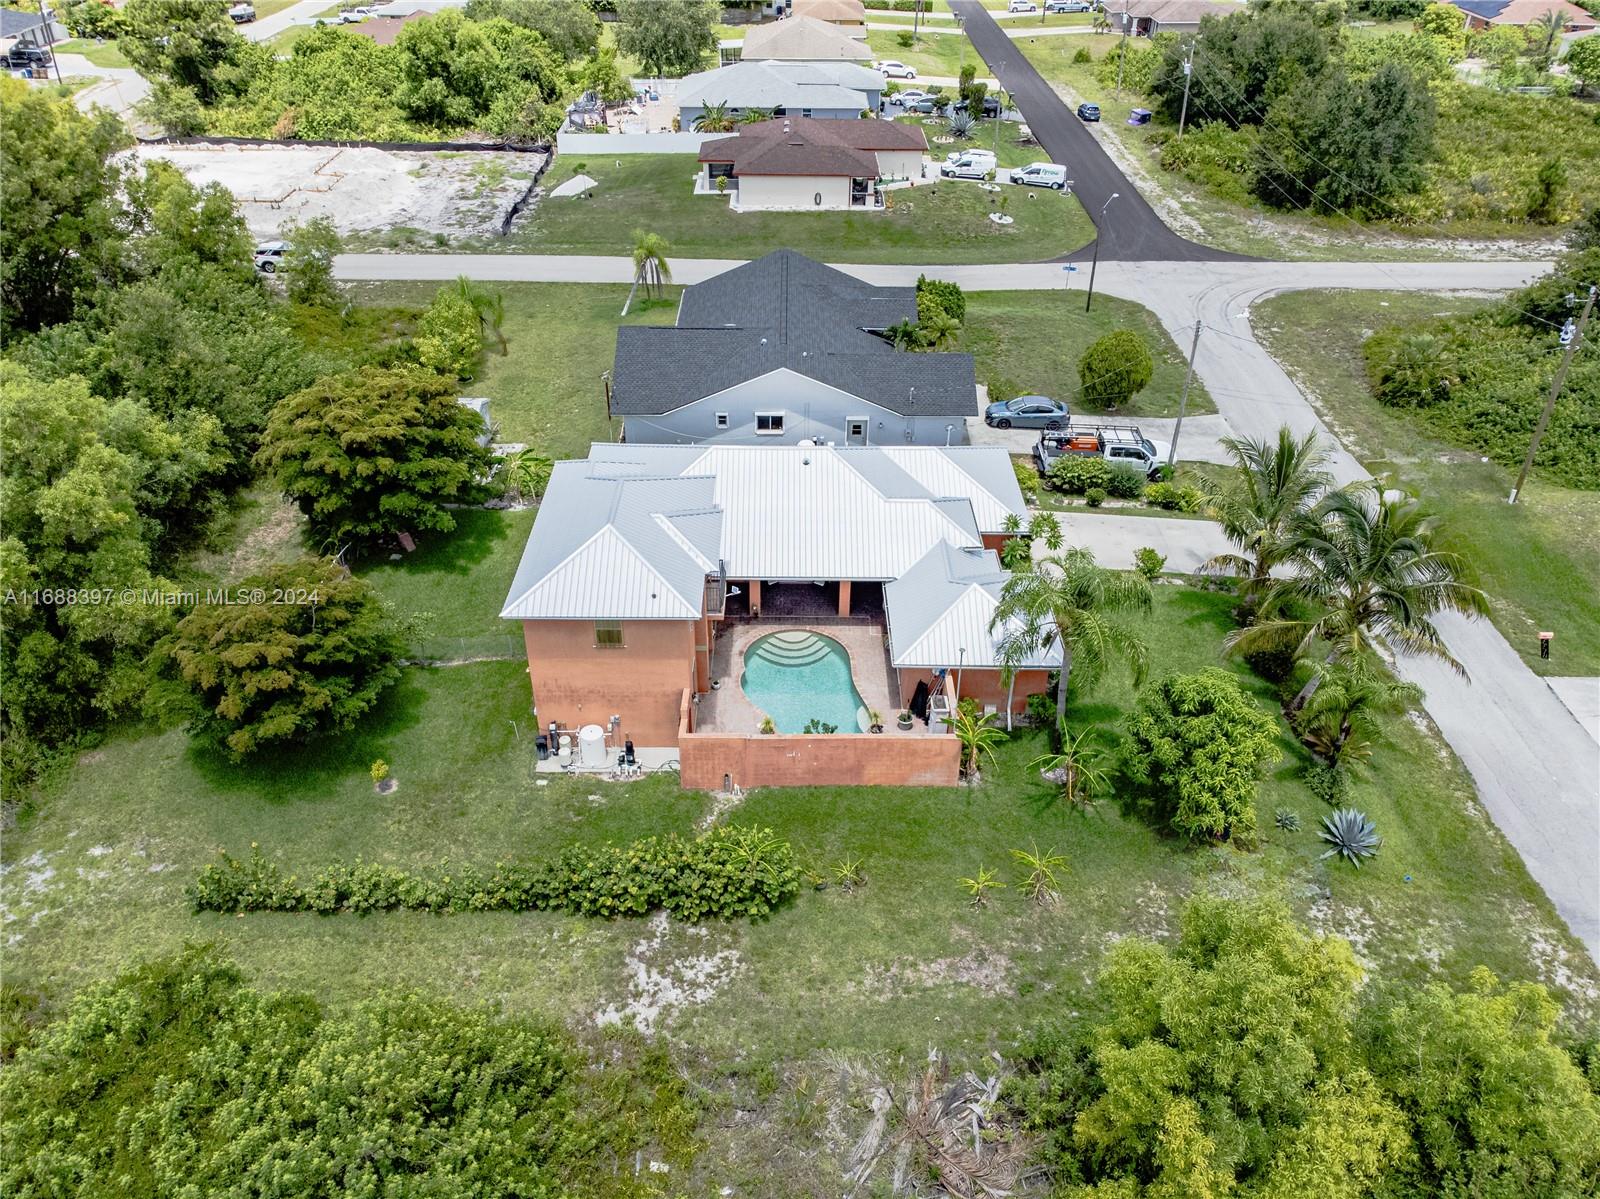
[{"xmin": 967, "ymin": 412, "xmax": 1235, "ymax": 464}]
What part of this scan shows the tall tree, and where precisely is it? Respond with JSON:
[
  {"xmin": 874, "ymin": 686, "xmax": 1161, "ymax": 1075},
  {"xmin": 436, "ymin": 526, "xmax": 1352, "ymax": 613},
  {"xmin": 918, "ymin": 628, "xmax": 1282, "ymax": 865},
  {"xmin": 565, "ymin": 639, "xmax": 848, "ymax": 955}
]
[
  {"xmin": 0, "ymin": 79, "xmax": 131, "ymax": 334},
  {"xmin": 991, "ymin": 547, "xmax": 1153, "ymax": 725},
  {"xmin": 1197, "ymin": 425, "xmax": 1332, "ymax": 606},
  {"xmin": 629, "ymin": 229, "xmax": 673, "ymax": 302},
  {"xmin": 280, "ymin": 217, "xmax": 342, "ymax": 309},
  {"xmin": 452, "ymin": 275, "xmax": 507, "ymax": 356},
  {"xmin": 1252, "ymin": 62, "xmax": 1436, "ymax": 215},
  {"xmin": 1147, "ymin": 5, "xmax": 1335, "ymax": 128},
  {"xmin": 615, "ymin": 0, "xmax": 717, "ymax": 78},
  {"xmin": 691, "ymin": 101, "xmax": 736, "ymax": 132},
  {"xmin": 1228, "ymin": 482, "xmax": 1489, "ymax": 690},
  {"xmin": 119, "ymin": 0, "xmax": 258, "ymax": 106},
  {"xmin": 465, "ymin": 0, "xmax": 600, "ymax": 60},
  {"xmin": 255, "ymin": 366, "xmax": 495, "ymax": 550},
  {"xmin": 1291, "ymin": 652, "xmax": 1422, "ymax": 767}
]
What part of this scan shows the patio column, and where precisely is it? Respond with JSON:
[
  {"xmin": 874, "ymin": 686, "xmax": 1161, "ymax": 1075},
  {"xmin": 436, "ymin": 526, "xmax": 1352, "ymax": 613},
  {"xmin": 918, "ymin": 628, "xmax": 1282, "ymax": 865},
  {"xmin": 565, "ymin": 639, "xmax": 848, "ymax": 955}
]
[
  {"xmin": 837, "ymin": 580, "xmax": 852, "ymax": 617},
  {"xmin": 749, "ymin": 579, "xmax": 761, "ymax": 616}
]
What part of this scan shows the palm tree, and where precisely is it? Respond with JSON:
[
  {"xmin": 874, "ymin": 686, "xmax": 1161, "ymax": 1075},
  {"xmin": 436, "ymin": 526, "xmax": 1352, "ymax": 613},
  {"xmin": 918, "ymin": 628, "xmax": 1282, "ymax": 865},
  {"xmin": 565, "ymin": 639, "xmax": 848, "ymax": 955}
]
[
  {"xmin": 1029, "ymin": 719, "xmax": 1111, "ymax": 809},
  {"xmin": 739, "ymin": 106, "xmax": 776, "ymax": 124},
  {"xmin": 623, "ymin": 230, "xmax": 672, "ymax": 314},
  {"xmin": 692, "ymin": 102, "xmax": 736, "ymax": 133},
  {"xmin": 1228, "ymin": 482, "xmax": 1489, "ymax": 703},
  {"xmin": 1197, "ymin": 426, "xmax": 1331, "ymax": 607},
  {"xmin": 453, "ymin": 275, "xmax": 507, "ymax": 356},
  {"xmin": 991, "ymin": 547, "xmax": 1153, "ymax": 726},
  {"xmin": 951, "ymin": 703, "xmax": 1006, "ymax": 781},
  {"xmin": 1527, "ymin": 9, "xmax": 1564, "ymax": 65},
  {"xmin": 885, "ymin": 319, "xmax": 921, "ymax": 350},
  {"xmin": 500, "ymin": 450, "xmax": 553, "ymax": 505},
  {"xmin": 1291, "ymin": 653, "xmax": 1423, "ymax": 768},
  {"xmin": 917, "ymin": 308, "xmax": 961, "ymax": 351}
]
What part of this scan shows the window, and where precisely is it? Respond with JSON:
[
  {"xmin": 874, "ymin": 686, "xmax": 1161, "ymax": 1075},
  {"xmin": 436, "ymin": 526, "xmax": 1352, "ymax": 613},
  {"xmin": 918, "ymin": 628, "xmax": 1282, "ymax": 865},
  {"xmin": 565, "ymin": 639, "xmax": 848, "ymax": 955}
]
[
  {"xmin": 594, "ymin": 621, "xmax": 623, "ymax": 648},
  {"xmin": 755, "ymin": 412, "xmax": 784, "ymax": 435},
  {"xmin": 801, "ymin": 108, "xmax": 813, "ymax": 118},
  {"xmin": 847, "ymin": 418, "xmax": 868, "ymax": 442},
  {"xmin": 715, "ymin": 412, "xmax": 729, "ymax": 429}
]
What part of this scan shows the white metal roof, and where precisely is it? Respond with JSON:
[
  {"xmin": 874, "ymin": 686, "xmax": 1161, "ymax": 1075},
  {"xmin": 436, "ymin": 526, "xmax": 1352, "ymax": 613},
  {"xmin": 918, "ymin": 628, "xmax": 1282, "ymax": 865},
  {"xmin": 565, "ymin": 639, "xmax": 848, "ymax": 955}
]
[
  {"xmin": 885, "ymin": 542, "xmax": 1062, "ymax": 670},
  {"xmin": 677, "ymin": 59, "xmax": 884, "ymax": 109}
]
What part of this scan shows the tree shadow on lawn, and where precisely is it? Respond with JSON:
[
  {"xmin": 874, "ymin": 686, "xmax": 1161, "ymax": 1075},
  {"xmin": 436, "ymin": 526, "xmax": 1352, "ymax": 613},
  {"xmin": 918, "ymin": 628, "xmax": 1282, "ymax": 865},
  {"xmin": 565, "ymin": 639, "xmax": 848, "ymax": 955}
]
[
  {"xmin": 184, "ymin": 671, "xmax": 434, "ymax": 807},
  {"xmin": 356, "ymin": 508, "xmax": 515, "ymax": 583}
]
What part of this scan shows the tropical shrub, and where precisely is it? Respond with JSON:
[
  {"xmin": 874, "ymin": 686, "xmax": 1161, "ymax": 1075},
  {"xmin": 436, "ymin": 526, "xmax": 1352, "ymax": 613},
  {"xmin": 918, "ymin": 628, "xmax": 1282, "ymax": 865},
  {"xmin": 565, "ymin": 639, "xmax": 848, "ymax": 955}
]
[
  {"xmin": 1085, "ymin": 486, "xmax": 1106, "ymax": 508},
  {"xmin": 188, "ymin": 825, "xmax": 802, "ymax": 922},
  {"xmin": 1104, "ymin": 463, "xmax": 1148, "ymax": 498},
  {"xmin": 0, "ymin": 945, "xmax": 687, "ymax": 1196},
  {"xmin": 1141, "ymin": 481, "xmax": 1203, "ymax": 510},
  {"xmin": 415, "ymin": 285, "xmax": 483, "ymax": 378},
  {"xmin": 1319, "ymin": 807, "xmax": 1381, "ymax": 865},
  {"xmin": 1123, "ymin": 668, "xmax": 1282, "ymax": 843},
  {"xmin": 916, "ymin": 274, "xmax": 966, "ymax": 324},
  {"xmin": 1047, "ymin": 454, "xmax": 1112, "ymax": 494},
  {"xmin": 1133, "ymin": 546, "xmax": 1166, "ymax": 578},
  {"xmin": 1077, "ymin": 329, "xmax": 1154, "ymax": 409}
]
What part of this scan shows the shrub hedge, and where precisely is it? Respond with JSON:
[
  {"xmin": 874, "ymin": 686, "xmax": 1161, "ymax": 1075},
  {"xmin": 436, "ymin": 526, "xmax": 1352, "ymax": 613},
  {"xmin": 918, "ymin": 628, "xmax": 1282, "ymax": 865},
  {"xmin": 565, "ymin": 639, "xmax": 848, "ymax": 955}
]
[
  {"xmin": 1142, "ymin": 481, "xmax": 1203, "ymax": 511},
  {"xmin": 189, "ymin": 825, "xmax": 802, "ymax": 922},
  {"xmin": 1047, "ymin": 455, "xmax": 1112, "ymax": 493}
]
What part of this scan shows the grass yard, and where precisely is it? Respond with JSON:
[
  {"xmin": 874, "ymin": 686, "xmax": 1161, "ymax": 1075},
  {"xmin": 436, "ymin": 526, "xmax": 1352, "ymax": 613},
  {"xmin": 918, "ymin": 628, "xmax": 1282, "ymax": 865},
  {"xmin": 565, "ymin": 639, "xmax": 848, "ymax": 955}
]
[
  {"xmin": 1254, "ymin": 289, "xmax": 1600, "ymax": 677},
  {"xmin": 962, "ymin": 289, "xmax": 1216, "ymax": 418},
  {"xmin": 499, "ymin": 153, "xmax": 1094, "ymax": 264},
  {"xmin": 1013, "ymin": 34, "xmax": 1575, "ymax": 260},
  {"xmin": 866, "ymin": 28, "xmax": 981, "ymax": 78},
  {"xmin": 53, "ymin": 38, "xmax": 131, "ymax": 68},
  {"xmin": 899, "ymin": 114, "xmax": 1059, "ymax": 171}
]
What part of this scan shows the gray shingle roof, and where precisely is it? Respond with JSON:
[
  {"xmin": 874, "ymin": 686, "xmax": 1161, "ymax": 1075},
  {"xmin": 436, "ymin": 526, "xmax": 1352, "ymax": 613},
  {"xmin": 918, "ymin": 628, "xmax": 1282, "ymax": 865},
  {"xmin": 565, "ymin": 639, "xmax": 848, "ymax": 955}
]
[
  {"xmin": 611, "ymin": 250, "xmax": 974, "ymax": 418},
  {"xmin": 0, "ymin": 7, "xmax": 48, "ymax": 36},
  {"xmin": 740, "ymin": 15, "xmax": 874, "ymax": 62}
]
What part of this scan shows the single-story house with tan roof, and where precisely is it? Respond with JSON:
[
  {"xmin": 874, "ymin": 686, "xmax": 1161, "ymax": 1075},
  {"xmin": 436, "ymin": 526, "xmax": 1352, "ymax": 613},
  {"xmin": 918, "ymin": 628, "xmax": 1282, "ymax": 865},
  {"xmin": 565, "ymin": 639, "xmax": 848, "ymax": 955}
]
[
  {"xmin": 741, "ymin": 14, "xmax": 873, "ymax": 62},
  {"xmin": 790, "ymin": 0, "xmax": 868, "ymax": 27},
  {"xmin": 1445, "ymin": 0, "xmax": 1596, "ymax": 31},
  {"xmin": 1103, "ymin": 0, "xmax": 1245, "ymax": 36},
  {"xmin": 697, "ymin": 116, "xmax": 926, "ymax": 210}
]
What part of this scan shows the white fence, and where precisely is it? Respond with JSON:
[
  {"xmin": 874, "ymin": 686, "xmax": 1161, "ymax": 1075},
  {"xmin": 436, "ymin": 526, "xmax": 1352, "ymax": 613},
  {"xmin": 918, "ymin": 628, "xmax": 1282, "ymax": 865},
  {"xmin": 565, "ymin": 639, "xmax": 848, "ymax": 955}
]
[{"xmin": 556, "ymin": 132, "xmax": 719, "ymax": 155}]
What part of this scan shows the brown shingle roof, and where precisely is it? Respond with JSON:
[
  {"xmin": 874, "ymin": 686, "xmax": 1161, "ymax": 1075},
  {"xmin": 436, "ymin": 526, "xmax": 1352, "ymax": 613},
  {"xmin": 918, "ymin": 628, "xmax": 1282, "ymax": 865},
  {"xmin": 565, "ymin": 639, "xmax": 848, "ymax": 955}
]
[
  {"xmin": 698, "ymin": 116, "xmax": 926, "ymax": 177},
  {"xmin": 345, "ymin": 11, "xmax": 429, "ymax": 46},
  {"xmin": 791, "ymin": 0, "xmax": 868, "ymax": 23}
]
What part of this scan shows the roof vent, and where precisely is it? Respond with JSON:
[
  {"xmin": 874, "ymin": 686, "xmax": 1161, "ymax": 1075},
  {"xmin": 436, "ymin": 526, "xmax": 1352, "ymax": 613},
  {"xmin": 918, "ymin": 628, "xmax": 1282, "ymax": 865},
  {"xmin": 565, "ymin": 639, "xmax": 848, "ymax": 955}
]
[
  {"xmin": 802, "ymin": 457, "xmax": 811, "ymax": 466},
  {"xmin": 760, "ymin": 337, "xmax": 768, "ymax": 346}
]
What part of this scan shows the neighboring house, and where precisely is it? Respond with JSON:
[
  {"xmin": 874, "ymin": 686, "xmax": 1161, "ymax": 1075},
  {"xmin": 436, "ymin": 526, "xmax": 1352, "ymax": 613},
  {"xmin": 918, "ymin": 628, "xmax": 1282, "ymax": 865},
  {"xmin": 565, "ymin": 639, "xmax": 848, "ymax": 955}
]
[
  {"xmin": 676, "ymin": 59, "xmax": 885, "ymax": 127},
  {"xmin": 695, "ymin": 116, "xmax": 926, "ymax": 210},
  {"xmin": 345, "ymin": 11, "xmax": 431, "ymax": 46},
  {"xmin": 1446, "ymin": 0, "xmax": 1597, "ymax": 30},
  {"xmin": 610, "ymin": 249, "xmax": 972, "ymax": 447},
  {"xmin": 791, "ymin": 0, "xmax": 869, "ymax": 26},
  {"xmin": 498, "ymin": 442, "xmax": 1033, "ymax": 754},
  {"xmin": 1103, "ymin": 0, "xmax": 1245, "ymax": 35},
  {"xmin": 1, "ymin": 6, "xmax": 63, "ymax": 48},
  {"xmin": 741, "ymin": 14, "xmax": 874, "ymax": 62}
]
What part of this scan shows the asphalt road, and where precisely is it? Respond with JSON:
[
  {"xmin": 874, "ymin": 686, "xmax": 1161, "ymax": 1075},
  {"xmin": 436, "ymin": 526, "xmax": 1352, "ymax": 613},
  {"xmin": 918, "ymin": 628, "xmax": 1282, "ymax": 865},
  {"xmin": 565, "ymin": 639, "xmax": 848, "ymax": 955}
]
[{"xmin": 950, "ymin": 0, "xmax": 1245, "ymax": 262}]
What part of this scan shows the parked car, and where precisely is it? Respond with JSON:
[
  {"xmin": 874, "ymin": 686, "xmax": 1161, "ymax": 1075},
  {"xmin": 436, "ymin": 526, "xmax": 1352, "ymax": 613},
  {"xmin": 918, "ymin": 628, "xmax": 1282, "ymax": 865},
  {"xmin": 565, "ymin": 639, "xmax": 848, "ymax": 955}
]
[
  {"xmin": 1076, "ymin": 101, "xmax": 1101, "ymax": 122},
  {"xmin": 5, "ymin": 45, "xmax": 53, "ymax": 69},
  {"xmin": 903, "ymin": 96, "xmax": 939, "ymax": 113},
  {"xmin": 986, "ymin": 395, "xmax": 1071, "ymax": 430},
  {"xmin": 940, "ymin": 148, "xmax": 997, "ymax": 180},
  {"xmin": 876, "ymin": 60, "xmax": 917, "ymax": 79},
  {"xmin": 1008, "ymin": 0, "xmax": 1039, "ymax": 11},
  {"xmin": 894, "ymin": 88, "xmax": 933, "ymax": 104},
  {"xmin": 953, "ymin": 94, "xmax": 1003, "ymax": 118},
  {"xmin": 254, "ymin": 241, "xmax": 286, "ymax": 273},
  {"xmin": 1035, "ymin": 424, "xmax": 1169, "ymax": 477},
  {"xmin": 1046, "ymin": 1, "xmax": 1094, "ymax": 11},
  {"xmin": 228, "ymin": 2, "xmax": 256, "ymax": 22},
  {"xmin": 1127, "ymin": 108, "xmax": 1152, "ymax": 126},
  {"xmin": 1011, "ymin": 162, "xmax": 1069, "ymax": 189}
]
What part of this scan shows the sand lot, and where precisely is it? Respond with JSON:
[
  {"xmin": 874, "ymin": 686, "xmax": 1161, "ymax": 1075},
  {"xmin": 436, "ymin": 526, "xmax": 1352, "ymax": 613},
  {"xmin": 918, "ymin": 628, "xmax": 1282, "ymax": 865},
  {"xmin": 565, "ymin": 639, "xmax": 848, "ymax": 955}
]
[{"xmin": 133, "ymin": 144, "xmax": 548, "ymax": 239}]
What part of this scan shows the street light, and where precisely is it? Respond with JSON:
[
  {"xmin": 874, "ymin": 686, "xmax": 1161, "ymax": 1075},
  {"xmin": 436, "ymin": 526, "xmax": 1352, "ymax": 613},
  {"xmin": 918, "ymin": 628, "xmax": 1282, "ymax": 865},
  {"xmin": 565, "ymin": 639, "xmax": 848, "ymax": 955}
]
[{"xmin": 1083, "ymin": 193, "xmax": 1118, "ymax": 314}]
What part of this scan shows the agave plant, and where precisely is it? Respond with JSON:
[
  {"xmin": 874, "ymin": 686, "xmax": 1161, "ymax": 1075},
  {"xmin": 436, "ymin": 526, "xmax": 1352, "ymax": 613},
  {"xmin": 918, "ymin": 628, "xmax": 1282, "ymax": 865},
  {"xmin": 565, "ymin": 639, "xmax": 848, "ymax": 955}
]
[
  {"xmin": 1319, "ymin": 808, "xmax": 1380, "ymax": 866},
  {"xmin": 947, "ymin": 110, "xmax": 977, "ymax": 139},
  {"xmin": 1274, "ymin": 807, "xmax": 1301, "ymax": 832}
]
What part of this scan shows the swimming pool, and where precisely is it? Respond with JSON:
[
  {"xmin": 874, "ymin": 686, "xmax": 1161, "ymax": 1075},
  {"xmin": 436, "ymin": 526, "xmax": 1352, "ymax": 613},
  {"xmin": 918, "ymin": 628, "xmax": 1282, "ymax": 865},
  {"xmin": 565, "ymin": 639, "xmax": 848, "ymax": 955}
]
[{"xmin": 741, "ymin": 631, "xmax": 870, "ymax": 734}]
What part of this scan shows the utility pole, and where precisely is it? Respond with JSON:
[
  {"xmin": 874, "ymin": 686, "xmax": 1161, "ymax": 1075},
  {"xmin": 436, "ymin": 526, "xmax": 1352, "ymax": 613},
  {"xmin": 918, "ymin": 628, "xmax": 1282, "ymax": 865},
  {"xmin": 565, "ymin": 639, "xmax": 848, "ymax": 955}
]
[
  {"xmin": 1083, "ymin": 192, "xmax": 1119, "ymax": 313},
  {"xmin": 1177, "ymin": 41, "xmax": 1195, "ymax": 138},
  {"xmin": 1115, "ymin": 13, "xmax": 1131, "ymax": 96},
  {"xmin": 914, "ymin": 0, "xmax": 921, "ymax": 40},
  {"xmin": 40, "ymin": 0, "xmax": 63, "ymax": 85},
  {"xmin": 1509, "ymin": 285, "xmax": 1594, "ymax": 504},
  {"xmin": 1166, "ymin": 320, "xmax": 1202, "ymax": 469}
]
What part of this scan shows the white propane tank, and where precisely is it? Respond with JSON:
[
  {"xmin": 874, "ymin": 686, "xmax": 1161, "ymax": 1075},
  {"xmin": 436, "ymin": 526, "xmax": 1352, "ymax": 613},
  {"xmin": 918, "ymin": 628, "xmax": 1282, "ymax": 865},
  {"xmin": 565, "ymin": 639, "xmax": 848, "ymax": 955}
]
[
  {"xmin": 578, "ymin": 723, "xmax": 606, "ymax": 768},
  {"xmin": 558, "ymin": 734, "xmax": 573, "ymax": 764}
]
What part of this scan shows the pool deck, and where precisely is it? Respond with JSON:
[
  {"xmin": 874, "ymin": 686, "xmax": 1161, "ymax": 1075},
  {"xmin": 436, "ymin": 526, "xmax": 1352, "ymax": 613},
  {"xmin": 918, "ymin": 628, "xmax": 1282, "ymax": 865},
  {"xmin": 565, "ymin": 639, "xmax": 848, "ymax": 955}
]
[{"xmin": 696, "ymin": 620, "xmax": 928, "ymax": 736}]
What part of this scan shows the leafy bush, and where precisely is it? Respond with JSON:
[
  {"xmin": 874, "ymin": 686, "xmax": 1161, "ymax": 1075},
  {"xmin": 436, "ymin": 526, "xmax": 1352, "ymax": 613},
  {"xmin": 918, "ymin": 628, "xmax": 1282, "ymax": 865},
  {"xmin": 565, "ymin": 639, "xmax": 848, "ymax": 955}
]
[
  {"xmin": 1085, "ymin": 486, "xmax": 1106, "ymax": 508},
  {"xmin": 1142, "ymin": 481, "xmax": 1203, "ymax": 511},
  {"xmin": 1157, "ymin": 120, "xmax": 1259, "ymax": 205},
  {"xmin": 0, "ymin": 945, "xmax": 689, "ymax": 1196},
  {"xmin": 1304, "ymin": 758, "xmax": 1351, "ymax": 806},
  {"xmin": 1077, "ymin": 329, "xmax": 1154, "ymax": 409},
  {"xmin": 1047, "ymin": 454, "xmax": 1112, "ymax": 494},
  {"xmin": 1123, "ymin": 668, "xmax": 1282, "ymax": 843},
  {"xmin": 1072, "ymin": 46, "xmax": 1092, "ymax": 65},
  {"xmin": 415, "ymin": 285, "xmax": 483, "ymax": 378},
  {"xmin": 1012, "ymin": 454, "xmax": 1039, "ymax": 501},
  {"xmin": 896, "ymin": 29, "xmax": 913, "ymax": 48},
  {"xmin": 1096, "ymin": 40, "xmax": 1160, "ymax": 95},
  {"xmin": 189, "ymin": 825, "xmax": 802, "ymax": 922},
  {"xmin": 1243, "ymin": 645, "xmax": 1297, "ymax": 683},
  {"xmin": 1134, "ymin": 546, "xmax": 1166, "ymax": 579},
  {"xmin": 1104, "ymin": 463, "xmax": 1147, "ymax": 498},
  {"xmin": 915, "ymin": 274, "xmax": 966, "ymax": 324},
  {"xmin": 1026, "ymin": 692, "xmax": 1055, "ymax": 726}
]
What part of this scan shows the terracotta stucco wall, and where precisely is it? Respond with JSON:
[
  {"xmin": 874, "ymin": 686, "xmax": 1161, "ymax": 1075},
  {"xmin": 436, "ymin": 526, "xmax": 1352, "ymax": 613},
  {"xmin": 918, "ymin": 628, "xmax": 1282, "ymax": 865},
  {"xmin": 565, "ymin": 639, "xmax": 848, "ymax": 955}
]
[
  {"xmin": 981, "ymin": 532, "xmax": 1010, "ymax": 553},
  {"xmin": 522, "ymin": 619, "xmax": 695, "ymax": 745},
  {"xmin": 898, "ymin": 667, "xmax": 1052, "ymax": 716},
  {"xmin": 680, "ymin": 730, "xmax": 961, "ymax": 789}
]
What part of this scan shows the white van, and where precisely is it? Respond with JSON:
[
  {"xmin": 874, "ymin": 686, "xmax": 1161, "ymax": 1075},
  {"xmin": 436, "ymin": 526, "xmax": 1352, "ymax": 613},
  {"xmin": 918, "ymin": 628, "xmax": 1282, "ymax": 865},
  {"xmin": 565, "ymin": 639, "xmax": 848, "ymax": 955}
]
[
  {"xmin": 1008, "ymin": 0, "xmax": 1039, "ymax": 11},
  {"xmin": 1011, "ymin": 162, "xmax": 1069, "ymax": 190},
  {"xmin": 940, "ymin": 149, "xmax": 997, "ymax": 180}
]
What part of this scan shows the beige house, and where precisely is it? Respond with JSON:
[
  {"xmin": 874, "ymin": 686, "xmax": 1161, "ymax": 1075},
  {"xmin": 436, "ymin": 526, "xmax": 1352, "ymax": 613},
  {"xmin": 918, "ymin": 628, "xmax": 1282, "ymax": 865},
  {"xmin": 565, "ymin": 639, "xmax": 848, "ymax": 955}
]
[
  {"xmin": 697, "ymin": 116, "xmax": 926, "ymax": 211},
  {"xmin": 742, "ymin": 14, "xmax": 873, "ymax": 61},
  {"xmin": 790, "ymin": 0, "xmax": 869, "ymax": 27},
  {"xmin": 1103, "ymin": 0, "xmax": 1244, "ymax": 35}
]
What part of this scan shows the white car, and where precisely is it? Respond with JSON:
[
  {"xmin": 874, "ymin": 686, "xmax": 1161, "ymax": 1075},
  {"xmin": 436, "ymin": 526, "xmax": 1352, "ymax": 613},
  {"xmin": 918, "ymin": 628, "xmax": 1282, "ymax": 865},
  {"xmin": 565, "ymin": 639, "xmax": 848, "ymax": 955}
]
[
  {"xmin": 253, "ymin": 240, "xmax": 286, "ymax": 273},
  {"xmin": 1011, "ymin": 162, "xmax": 1070, "ymax": 189},
  {"xmin": 1045, "ymin": 0, "xmax": 1093, "ymax": 12},
  {"xmin": 339, "ymin": 5, "xmax": 376, "ymax": 20},
  {"xmin": 894, "ymin": 88, "xmax": 932, "ymax": 104},
  {"xmin": 1008, "ymin": 0, "xmax": 1039, "ymax": 11},
  {"xmin": 876, "ymin": 60, "xmax": 917, "ymax": 79}
]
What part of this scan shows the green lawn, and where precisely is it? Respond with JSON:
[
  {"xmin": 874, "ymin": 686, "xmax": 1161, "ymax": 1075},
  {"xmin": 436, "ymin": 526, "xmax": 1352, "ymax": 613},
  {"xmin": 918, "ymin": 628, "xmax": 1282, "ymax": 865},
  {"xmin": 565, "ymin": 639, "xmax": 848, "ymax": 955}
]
[
  {"xmin": 54, "ymin": 38, "xmax": 131, "ymax": 68},
  {"xmin": 962, "ymin": 289, "xmax": 1215, "ymax": 418},
  {"xmin": 1254, "ymin": 289, "xmax": 1600, "ymax": 677},
  {"xmin": 900, "ymin": 114, "xmax": 1056, "ymax": 171},
  {"xmin": 497, "ymin": 153, "xmax": 1094, "ymax": 265},
  {"xmin": 866, "ymin": 28, "xmax": 981, "ymax": 78}
]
